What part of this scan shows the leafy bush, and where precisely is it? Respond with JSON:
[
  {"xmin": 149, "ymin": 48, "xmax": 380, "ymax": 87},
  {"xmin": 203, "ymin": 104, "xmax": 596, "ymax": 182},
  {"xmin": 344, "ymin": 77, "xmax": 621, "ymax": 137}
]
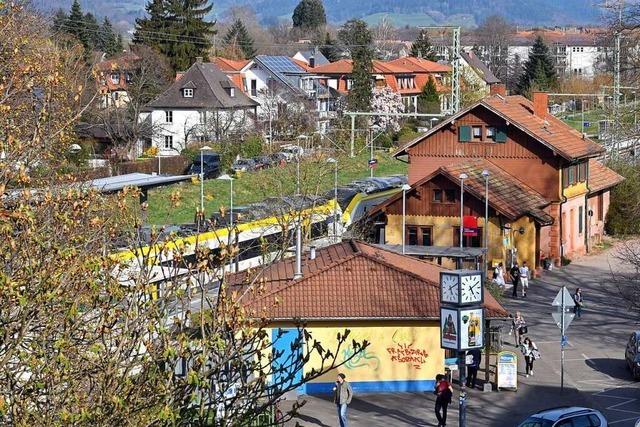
[
  {"xmin": 241, "ymin": 134, "xmax": 264, "ymax": 158},
  {"xmin": 375, "ymin": 132, "xmax": 394, "ymax": 148}
]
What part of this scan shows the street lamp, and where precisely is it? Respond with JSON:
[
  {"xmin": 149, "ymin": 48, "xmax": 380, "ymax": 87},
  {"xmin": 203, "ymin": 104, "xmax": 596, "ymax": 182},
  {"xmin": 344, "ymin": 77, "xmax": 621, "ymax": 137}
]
[
  {"xmin": 459, "ymin": 173, "xmax": 468, "ymax": 250},
  {"xmin": 482, "ymin": 169, "xmax": 489, "ymax": 271},
  {"xmin": 218, "ymin": 173, "xmax": 235, "ymax": 271},
  {"xmin": 401, "ymin": 183, "xmax": 411, "ymax": 254},
  {"xmin": 326, "ymin": 158, "xmax": 338, "ymax": 242},
  {"xmin": 199, "ymin": 145, "xmax": 212, "ymax": 213}
]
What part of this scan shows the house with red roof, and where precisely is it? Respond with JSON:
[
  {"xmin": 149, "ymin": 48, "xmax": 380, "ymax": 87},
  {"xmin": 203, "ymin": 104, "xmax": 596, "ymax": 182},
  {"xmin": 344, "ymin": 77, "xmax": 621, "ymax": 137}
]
[
  {"xmin": 94, "ymin": 52, "xmax": 140, "ymax": 108},
  {"xmin": 228, "ymin": 239, "xmax": 508, "ymax": 394},
  {"xmin": 370, "ymin": 89, "xmax": 622, "ymax": 270}
]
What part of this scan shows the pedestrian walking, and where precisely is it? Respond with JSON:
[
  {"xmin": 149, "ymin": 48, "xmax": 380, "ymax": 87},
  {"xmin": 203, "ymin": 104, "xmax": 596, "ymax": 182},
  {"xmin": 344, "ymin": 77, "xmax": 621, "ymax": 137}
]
[
  {"xmin": 513, "ymin": 311, "xmax": 527, "ymax": 346},
  {"xmin": 521, "ymin": 337, "xmax": 540, "ymax": 377},
  {"xmin": 465, "ymin": 348, "xmax": 482, "ymax": 389},
  {"xmin": 493, "ymin": 262, "xmax": 506, "ymax": 289},
  {"xmin": 573, "ymin": 287, "xmax": 584, "ymax": 318},
  {"xmin": 519, "ymin": 261, "xmax": 530, "ymax": 297},
  {"xmin": 509, "ymin": 261, "xmax": 520, "ymax": 298},
  {"xmin": 434, "ymin": 374, "xmax": 452, "ymax": 427},
  {"xmin": 333, "ymin": 373, "xmax": 353, "ymax": 427}
]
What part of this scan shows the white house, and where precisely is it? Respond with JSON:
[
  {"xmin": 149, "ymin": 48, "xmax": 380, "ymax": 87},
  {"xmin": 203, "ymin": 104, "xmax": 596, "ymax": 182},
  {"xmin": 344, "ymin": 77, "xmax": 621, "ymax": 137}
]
[{"xmin": 141, "ymin": 58, "xmax": 258, "ymax": 156}]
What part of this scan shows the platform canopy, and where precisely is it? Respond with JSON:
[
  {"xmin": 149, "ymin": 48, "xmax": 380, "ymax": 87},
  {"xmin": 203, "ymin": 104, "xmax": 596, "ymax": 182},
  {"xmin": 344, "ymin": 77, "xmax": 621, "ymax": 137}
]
[{"xmin": 89, "ymin": 173, "xmax": 193, "ymax": 194}]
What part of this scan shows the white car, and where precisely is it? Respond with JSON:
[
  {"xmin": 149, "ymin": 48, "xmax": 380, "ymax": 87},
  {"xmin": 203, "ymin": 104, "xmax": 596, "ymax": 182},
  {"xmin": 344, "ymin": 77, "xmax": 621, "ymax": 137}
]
[{"xmin": 518, "ymin": 407, "xmax": 608, "ymax": 427}]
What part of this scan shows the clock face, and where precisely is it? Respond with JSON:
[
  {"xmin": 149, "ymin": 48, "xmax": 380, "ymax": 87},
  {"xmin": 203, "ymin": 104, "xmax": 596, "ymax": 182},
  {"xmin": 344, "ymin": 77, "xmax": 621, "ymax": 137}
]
[
  {"xmin": 441, "ymin": 274, "xmax": 459, "ymax": 303},
  {"xmin": 461, "ymin": 274, "xmax": 483, "ymax": 304}
]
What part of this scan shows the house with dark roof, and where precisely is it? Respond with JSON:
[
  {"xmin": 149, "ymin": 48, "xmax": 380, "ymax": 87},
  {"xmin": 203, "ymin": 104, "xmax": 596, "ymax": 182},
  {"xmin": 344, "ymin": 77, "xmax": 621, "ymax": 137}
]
[
  {"xmin": 384, "ymin": 90, "xmax": 621, "ymax": 268},
  {"xmin": 142, "ymin": 58, "xmax": 258, "ymax": 155},
  {"xmin": 459, "ymin": 50, "xmax": 501, "ymax": 99},
  {"xmin": 292, "ymin": 48, "xmax": 329, "ymax": 68},
  {"xmin": 228, "ymin": 239, "xmax": 508, "ymax": 394}
]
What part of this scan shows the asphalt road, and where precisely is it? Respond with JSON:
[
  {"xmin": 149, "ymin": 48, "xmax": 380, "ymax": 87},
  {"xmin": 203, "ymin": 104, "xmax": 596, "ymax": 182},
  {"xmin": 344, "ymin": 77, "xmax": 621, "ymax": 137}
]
[{"xmin": 284, "ymin": 241, "xmax": 640, "ymax": 426}]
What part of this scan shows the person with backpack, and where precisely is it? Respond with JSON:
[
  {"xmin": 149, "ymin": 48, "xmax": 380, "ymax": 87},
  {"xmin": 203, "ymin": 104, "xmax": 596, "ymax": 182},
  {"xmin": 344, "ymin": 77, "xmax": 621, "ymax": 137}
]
[
  {"xmin": 434, "ymin": 374, "xmax": 453, "ymax": 427},
  {"xmin": 509, "ymin": 262, "xmax": 520, "ymax": 298},
  {"xmin": 573, "ymin": 287, "xmax": 584, "ymax": 318},
  {"xmin": 521, "ymin": 337, "xmax": 540, "ymax": 378}
]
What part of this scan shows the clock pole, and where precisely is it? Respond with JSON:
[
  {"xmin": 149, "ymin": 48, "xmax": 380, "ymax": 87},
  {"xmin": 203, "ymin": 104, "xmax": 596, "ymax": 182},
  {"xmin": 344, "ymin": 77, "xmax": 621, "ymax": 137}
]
[{"xmin": 459, "ymin": 351, "xmax": 467, "ymax": 427}]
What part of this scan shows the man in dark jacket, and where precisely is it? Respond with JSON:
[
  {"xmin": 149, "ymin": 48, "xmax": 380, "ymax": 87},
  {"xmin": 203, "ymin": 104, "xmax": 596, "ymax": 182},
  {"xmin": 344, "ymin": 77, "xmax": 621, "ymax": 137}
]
[
  {"xmin": 434, "ymin": 374, "xmax": 452, "ymax": 427},
  {"xmin": 465, "ymin": 349, "xmax": 482, "ymax": 389},
  {"xmin": 510, "ymin": 262, "xmax": 520, "ymax": 298},
  {"xmin": 333, "ymin": 373, "xmax": 353, "ymax": 427}
]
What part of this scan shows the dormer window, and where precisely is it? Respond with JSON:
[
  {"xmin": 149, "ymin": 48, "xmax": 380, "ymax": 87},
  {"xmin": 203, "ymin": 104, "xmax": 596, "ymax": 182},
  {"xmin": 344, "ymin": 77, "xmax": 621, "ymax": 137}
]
[{"xmin": 183, "ymin": 88, "xmax": 194, "ymax": 98}]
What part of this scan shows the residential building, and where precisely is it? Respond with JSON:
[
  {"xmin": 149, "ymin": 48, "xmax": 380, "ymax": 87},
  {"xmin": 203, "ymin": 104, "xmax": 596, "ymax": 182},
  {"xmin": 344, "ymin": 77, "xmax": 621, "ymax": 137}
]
[
  {"xmin": 228, "ymin": 239, "xmax": 508, "ymax": 394},
  {"xmin": 459, "ymin": 50, "xmax": 501, "ymax": 98},
  {"xmin": 141, "ymin": 58, "xmax": 258, "ymax": 155},
  {"xmin": 94, "ymin": 52, "xmax": 139, "ymax": 108},
  {"xmin": 311, "ymin": 57, "xmax": 452, "ymax": 113},
  {"xmin": 292, "ymin": 49, "xmax": 330, "ymax": 68},
  {"xmin": 384, "ymin": 90, "xmax": 622, "ymax": 268}
]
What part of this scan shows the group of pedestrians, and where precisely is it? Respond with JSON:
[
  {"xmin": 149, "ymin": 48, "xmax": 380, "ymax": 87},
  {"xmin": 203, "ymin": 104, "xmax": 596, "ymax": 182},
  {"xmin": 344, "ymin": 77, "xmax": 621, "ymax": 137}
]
[{"xmin": 493, "ymin": 260, "xmax": 530, "ymax": 298}]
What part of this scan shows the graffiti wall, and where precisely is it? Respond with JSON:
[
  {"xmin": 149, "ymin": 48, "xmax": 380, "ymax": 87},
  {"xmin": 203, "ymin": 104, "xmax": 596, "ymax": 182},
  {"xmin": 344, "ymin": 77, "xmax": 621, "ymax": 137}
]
[{"xmin": 302, "ymin": 321, "xmax": 444, "ymax": 393}]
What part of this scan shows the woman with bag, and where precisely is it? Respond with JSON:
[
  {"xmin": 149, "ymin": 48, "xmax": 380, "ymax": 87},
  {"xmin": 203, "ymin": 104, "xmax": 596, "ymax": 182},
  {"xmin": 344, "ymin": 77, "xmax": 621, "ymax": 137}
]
[
  {"xmin": 513, "ymin": 311, "xmax": 527, "ymax": 346},
  {"xmin": 522, "ymin": 337, "xmax": 540, "ymax": 378},
  {"xmin": 434, "ymin": 374, "xmax": 453, "ymax": 427}
]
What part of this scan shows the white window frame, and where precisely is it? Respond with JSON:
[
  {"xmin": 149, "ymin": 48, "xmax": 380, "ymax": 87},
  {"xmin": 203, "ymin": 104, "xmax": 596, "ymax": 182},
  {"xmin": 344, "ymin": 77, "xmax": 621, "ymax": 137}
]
[
  {"xmin": 165, "ymin": 110, "xmax": 173, "ymax": 123},
  {"xmin": 110, "ymin": 73, "xmax": 120, "ymax": 84},
  {"xmin": 163, "ymin": 135, "xmax": 173, "ymax": 149},
  {"xmin": 229, "ymin": 87, "xmax": 235, "ymax": 97},
  {"xmin": 183, "ymin": 88, "xmax": 194, "ymax": 98}
]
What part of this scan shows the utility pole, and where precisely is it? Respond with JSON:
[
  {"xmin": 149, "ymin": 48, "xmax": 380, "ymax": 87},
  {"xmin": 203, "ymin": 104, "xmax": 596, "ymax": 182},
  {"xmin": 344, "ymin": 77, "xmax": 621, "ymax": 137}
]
[{"xmin": 349, "ymin": 114, "xmax": 355, "ymax": 158}]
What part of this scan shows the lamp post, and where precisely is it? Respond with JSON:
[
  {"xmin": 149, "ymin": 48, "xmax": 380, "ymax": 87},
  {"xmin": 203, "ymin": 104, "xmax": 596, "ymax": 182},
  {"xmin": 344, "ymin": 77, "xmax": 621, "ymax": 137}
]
[
  {"xmin": 327, "ymin": 158, "xmax": 338, "ymax": 242},
  {"xmin": 459, "ymin": 173, "xmax": 468, "ymax": 249},
  {"xmin": 401, "ymin": 184, "xmax": 411, "ymax": 254},
  {"xmin": 218, "ymin": 174, "xmax": 234, "ymax": 270},
  {"xmin": 482, "ymin": 169, "xmax": 489, "ymax": 269},
  {"xmin": 199, "ymin": 145, "xmax": 212, "ymax": 214}
]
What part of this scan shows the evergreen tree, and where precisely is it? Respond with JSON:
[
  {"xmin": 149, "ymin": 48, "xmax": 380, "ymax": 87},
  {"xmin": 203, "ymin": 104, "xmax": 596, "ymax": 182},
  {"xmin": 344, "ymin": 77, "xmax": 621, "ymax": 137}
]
[
  {"xmin": 52, "ymin": 9, "xmax": 68, "ymax": 33},
  {"xmin": 98, "ymin": 18, "xmax": 122, "ymax": 56},
  {"xmin": 516, "ymin": 36, "xmax": 558, "ymax": 95},
  {"xmin": 339, "ymin": 19, "xmax": 373, "ymax": 112},
  {"xmin": 67, "ymin": 0, "xmax": 90, "ymax": 50},
  {"xmin": 223, "ymin": 19, "xmax": 256, "ymax": 59},
  {"xmin": 292, "ymin": 0, "xmax": 326, "ymax": 31},
  {"xmin": 134, "ymin": 0, "xmax": 215, "ymax": 71},
  {"xmin": 410, "ymin": 29, "xmax": 436, "ymax": 61},
  {"xmin": 418, "ymin": 76, "xmax": 440, "ymax": 114},
  {"xmin": 83, "ymin": 13, "xmax": 100, "ymax": 50},
  {"xmin": 318, "ymin": 32, "xmax": 340, "ymax": 62}
]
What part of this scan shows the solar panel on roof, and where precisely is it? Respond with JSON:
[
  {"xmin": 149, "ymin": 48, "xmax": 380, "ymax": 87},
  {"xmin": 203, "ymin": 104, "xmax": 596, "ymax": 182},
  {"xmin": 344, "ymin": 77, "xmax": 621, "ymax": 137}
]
[{"xmin": 259, "ymin": 56, "xmax": 304, "ymax": 74}]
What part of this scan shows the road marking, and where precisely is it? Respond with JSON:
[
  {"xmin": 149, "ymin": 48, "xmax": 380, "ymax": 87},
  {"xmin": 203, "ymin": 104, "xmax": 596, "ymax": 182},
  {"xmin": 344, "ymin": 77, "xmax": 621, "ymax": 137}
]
[{"xmin": 608, "ymin": 415, "xmax": 640, "ymax": 425}]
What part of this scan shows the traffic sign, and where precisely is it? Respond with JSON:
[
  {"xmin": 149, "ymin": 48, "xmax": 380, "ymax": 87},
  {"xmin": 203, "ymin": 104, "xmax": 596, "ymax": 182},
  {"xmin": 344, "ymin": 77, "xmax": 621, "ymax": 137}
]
[
  {"xmin": 552, "ymin": 311, "xmax": 575, "ymax": 331},
  {"xmin": 552, "ymin": 287, "xmax": 574, "ymax": 307}
]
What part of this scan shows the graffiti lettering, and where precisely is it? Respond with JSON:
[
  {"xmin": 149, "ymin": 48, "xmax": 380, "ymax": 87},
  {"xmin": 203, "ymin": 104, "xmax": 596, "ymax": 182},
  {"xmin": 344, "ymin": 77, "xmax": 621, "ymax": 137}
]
[
  {"xmin": 342, "ymin": 347, "xmax": 380, "ymax": 371},
  {"xmin": 386, "ymin": 344, "xmax": 429, "ymax": 369}
]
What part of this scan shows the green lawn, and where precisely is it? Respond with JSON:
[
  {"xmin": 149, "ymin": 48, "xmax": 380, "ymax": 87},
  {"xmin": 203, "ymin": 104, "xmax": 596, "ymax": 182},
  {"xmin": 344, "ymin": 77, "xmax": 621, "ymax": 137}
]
[{"xmin": 146, "ymin": 151, "xmax": 407, "ymax": 225}]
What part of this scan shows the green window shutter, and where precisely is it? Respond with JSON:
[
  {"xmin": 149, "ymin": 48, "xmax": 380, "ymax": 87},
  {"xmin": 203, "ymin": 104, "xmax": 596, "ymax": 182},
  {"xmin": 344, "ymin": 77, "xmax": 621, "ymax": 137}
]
[
  {"xmin": 458, "ymin": 125, "xmax": 471, "ymax": 142},
  {"xmin": 495, "ymin": 128, "xmax": 508, "ymax": 143}
]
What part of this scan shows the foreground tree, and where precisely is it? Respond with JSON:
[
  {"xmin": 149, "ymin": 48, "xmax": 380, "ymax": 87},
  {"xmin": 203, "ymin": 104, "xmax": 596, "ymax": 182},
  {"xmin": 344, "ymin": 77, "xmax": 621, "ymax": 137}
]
[
  {"xmin": 411, "ymin": 29, "xmax": 437, "ymax": 61},
  {"xmin": 2, "ymin": 5, "xmax": 366, "ymax": 424},
  {"xmin": 339, "ymin": 19, "xmax": 374, "ymax": 112},
  {"xmin": 516, "ymin": 36, "xmax": 558, "ymax": 95},
  {"xmin": 292, "ymin": 0, "xmax": 326, "ymax": 32}
]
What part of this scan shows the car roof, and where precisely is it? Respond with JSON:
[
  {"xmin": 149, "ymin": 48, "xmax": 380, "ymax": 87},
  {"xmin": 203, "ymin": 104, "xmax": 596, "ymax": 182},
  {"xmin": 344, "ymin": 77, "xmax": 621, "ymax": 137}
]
[{"xmin": 533, "ymin": 407, "xmax": 598, "ymax": 421}]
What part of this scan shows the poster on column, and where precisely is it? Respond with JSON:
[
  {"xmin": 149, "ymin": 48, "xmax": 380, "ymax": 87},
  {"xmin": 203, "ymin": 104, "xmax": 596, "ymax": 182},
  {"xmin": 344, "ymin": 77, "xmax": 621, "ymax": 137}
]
[
  {"xmin": 440, "ymin": 308, "xmax": 459, "ymax": 350},
  {"xmin": 459, "ymin": 308, "xmax": 483, "ymax": 350}
]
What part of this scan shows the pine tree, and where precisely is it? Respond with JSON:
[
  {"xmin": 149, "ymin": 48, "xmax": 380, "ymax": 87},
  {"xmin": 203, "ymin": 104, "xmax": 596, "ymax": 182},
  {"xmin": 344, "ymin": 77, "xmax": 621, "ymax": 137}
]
[
  {"xmin": 410, "ymin": 29, "xmax": 436, "ymax": 61},
  {"xmin": 318, "ymin": 32, "xmax": 340, "ymax": 62},
  {"xmin": 83, "ymin": 13, "xmax": 100, "ymax": 50},
  {"xmin": 292, "ymin": 0, "xmax": 326, "ymax": 31},
  {"xmin": 98, "ymin": 18, "xmax": 122, "ymax": 57},
  {"xmin": 418, "ymin": 76, "xmax": 440, "ymax": 114},
  {"xmin": 339, "ymin": 19, "xmax": 373, "ymax": 112},
  {"xmin": 516, "ymin": 36, "xmax": 558, "ymax": 95},
  {"xmin": 223, "ymin": 19, "xmax": 256, "ymax": 59},
  {"xmin": 134, "ymin": 0, "xmax": 215, "ymax": 71},
  {"xmin": 67, "ymin": 0, "xmax": 90, "ymax": 50},
  {"xmin": 52, "ymin": 9, "xmax": 68, "ymax": 33}
]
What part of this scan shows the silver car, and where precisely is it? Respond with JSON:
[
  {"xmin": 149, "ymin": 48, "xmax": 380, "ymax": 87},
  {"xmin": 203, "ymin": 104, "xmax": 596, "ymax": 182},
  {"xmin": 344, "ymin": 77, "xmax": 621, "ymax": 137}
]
[
  {"xmin": 518, "ymin": 406, "xmax": 607, "ymax": 427},
  {"xmin": 625, "ymin": 331, "xmax": 640, "ymax": 379}
]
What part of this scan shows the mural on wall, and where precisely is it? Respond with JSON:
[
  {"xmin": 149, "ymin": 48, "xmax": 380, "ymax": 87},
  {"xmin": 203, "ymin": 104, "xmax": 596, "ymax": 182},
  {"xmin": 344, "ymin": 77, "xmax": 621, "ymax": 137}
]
[{"xmin": 386, "ymin": 329, "xmax": 430, "ymax": 369}]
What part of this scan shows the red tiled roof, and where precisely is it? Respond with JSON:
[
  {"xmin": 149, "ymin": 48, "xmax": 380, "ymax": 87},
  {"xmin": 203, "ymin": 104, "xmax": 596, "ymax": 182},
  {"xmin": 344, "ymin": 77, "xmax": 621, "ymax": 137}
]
[
  {"xmin": 94, "ymin": 52, "xmax": 139, "ymax": 72},
  {"xmin": 588, "ymin": 159, "xmax": 625, "ymax": 193},
  {"xmin": 369, "ymin": 159, "xmax": 553, "ymax": 225},
  {"xmin": 387, "ymin": 56, "xmax": 451, "ymax": 73},
  {"xmin": 292, "ymin": 58, "xmax": 313, "ymax": 71},
  {"xmin": 312, "ymin": 59, "xmax": 353, "ymax": 74},
  {"xmin": 228, "ymin": 240, "xmax": 509, "ymax": 321},
  {"xmin": 211, "ymin": 57, "xmax": 250, "ymax": 72},
  {"xmin": 395, "ymin": 94, "xmax": 605, "ymax": 160}
]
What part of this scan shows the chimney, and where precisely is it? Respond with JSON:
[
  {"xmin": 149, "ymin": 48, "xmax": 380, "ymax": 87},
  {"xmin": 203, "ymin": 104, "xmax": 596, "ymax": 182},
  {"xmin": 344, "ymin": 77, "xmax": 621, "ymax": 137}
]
[
  {"xmin": 309, "ymin": 56, "xmax": 315, "ymax": 68},
  {"xmin": 532, "ymin": 91, "xmax": 549, "ymax": 118},
  {"xmin": 490, "ymin": 83, "xmax": 506, "ymax": 97},
  {"xmin": 309, "ymin": 245, "xmax": 316, "ymax": 260},
  {"xmin": 195, "ymin": 56, "xmax": 203, "ymax": 64}
]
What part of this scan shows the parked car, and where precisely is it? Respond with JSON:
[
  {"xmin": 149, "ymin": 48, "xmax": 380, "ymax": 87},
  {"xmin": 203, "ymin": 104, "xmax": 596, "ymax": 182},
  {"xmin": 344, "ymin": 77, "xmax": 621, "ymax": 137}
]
[
  {"xmin": 253, "ymin": 155, "xmax": 273, "ymax": 169},
  {"xmin": 270, "ymin": 152, "xmax": 288, "ymax": 166},
  {"xmin": 518, "ymin": 407, "xmax": 607, "ymax": 427},
  {"xmin": 279, "ymin": 144, "xmax": 304, "ymax": 161},
  {"xmin": 625, "ymin": 331, "xmax": 640, "ymax": 379},
  {"xmin": 188, "ymin": 153, "xmax": 221, "ymax": 179},
  {"xmin": 231, "ymin": 158, "xmax": 257, "ymax": 173}
]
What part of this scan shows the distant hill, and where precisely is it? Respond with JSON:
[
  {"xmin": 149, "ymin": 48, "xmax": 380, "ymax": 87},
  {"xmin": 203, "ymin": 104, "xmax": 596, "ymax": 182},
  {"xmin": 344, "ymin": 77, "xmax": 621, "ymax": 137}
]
[{"xmin": 34, "ymin": 0, "xmax": 604, "ymax": 31}]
